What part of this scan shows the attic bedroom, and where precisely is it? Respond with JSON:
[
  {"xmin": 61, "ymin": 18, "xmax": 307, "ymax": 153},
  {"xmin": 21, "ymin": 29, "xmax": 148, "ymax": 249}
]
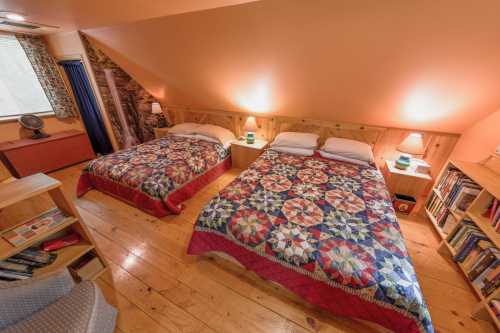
[{"xmin": 0, "ymin": 1, "xmax": 499, "ymax": 332}]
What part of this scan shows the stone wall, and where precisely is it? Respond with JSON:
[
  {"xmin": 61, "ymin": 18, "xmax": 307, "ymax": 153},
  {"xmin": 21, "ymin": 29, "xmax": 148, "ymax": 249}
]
[{"xmin": 80, "ymin": 33, "xmax": 167, "ymax": 148}]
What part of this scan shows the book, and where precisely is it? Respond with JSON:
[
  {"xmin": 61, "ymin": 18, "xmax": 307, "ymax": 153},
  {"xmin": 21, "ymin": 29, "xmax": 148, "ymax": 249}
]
[
  {"xmin": 11, "ymin": 248, "xmax": 57, "ymax": 266},
  {"xmin": 468, "ymin": 249, "xmax": 500, "ymax": 281},
  {"xmin": 463, "ymin": 240, "xmax": 494, "ymax": 271},
  {"xmin": 0, "ymin": 268, "xmax": 32, "ymax": 281},
  {"xmin": 490, "ymin": 299, "xmax": 500, "ymax": 317},
  {"xmin": 0, "ymin": 260, "xmax": 33, "ymax": 274},
  {"xmin": 454, "ymin": 232, "xmax": 488, "ymax": 262},
  {"xmin": 1, "ymin": 208, "xmax": 71, "ymax": 247}
]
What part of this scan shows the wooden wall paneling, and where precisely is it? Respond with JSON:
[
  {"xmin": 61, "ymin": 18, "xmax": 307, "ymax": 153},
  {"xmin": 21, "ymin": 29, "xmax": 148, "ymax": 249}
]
[
  {"xmin": 272, "ymin": 116, "xmax": 386, "ymax": 147},
  {"xmin": 169, "ymin": 109, "xmax": 460, "ymax": 189},
  {"xmin": 169, "ymin": 107, "xmax": 273, "ymax": 140}
]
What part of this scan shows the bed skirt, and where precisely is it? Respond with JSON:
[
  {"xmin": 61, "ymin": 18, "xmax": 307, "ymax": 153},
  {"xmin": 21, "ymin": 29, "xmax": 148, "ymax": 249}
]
[
  {"xmin": 188, "ymin": 229, "xmax": 424, "ymax": 333},
  {"xmin": 77, "ymin": 157, "xmax": 232, "ymax": 217}
]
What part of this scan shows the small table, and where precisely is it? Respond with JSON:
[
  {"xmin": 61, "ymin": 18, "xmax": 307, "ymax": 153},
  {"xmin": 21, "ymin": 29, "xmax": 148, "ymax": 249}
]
[
  {"xmin": 383, "ymin": 160, "xmax": 432, "ymax": 213},
  {"xmin": 153, "ymin": 127, "xmax": 170, "ymax": 139},
  {"xmin": 231, "ymin": 139, "xmax": 268, "ymax": 169}
]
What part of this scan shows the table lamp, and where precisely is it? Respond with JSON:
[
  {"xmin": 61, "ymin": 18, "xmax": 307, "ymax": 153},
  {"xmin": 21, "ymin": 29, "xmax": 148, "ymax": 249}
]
[
  {"xmin": 243, "ymin": 116, "xmax": 258, "ymax": 144},
  {"xmin": 396, "ymin": 133, "xmax": 424, "ymax": 170},
  {"xmin": 151, "ymin": 102, "xmax": 163, "ymax": 114}
]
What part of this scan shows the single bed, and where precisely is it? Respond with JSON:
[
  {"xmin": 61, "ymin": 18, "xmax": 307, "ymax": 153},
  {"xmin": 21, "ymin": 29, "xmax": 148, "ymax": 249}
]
[
  {"xmin": 187, "ymin": 120, "xmax": 433, "ymax": 333},
  {"xmin": 77, "ymin": 134, "xmax": 231, "ymax": 217}
]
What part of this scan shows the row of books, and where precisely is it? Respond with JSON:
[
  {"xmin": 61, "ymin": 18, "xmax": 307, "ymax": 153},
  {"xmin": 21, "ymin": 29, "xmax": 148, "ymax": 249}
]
[
  {"xmin": 484, "ymin": 198, "xmax": 500, "ymax": 233},
  {"xmin": 490, "ymin": 299, "xmax": 500, "ymax": 318},
  {"xmin": 426, "ymin": 192, "xmax": 458, "ymax": 234},
  {"xmin": 436, "ymin": 168, "xmax": 481, "ymax": 214},
  {"xmin": 0, "ymin": 248, "xmax": 57, "ymax": 281},
  {"xmin": 449, "ymin": 220, "xmax": 499, "ymax": 297}
]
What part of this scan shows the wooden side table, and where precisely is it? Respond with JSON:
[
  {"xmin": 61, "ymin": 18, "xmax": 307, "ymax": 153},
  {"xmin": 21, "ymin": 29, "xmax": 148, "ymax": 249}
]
[
  {"xmin": 382, "ymin": 160, "xmax": 432, "ymax": 213},
  {"xmin": 231, "ymin": 139, "xmax": 268, "ymax": 169},
  {"xmin": 153, "ymin": 127, "xmax": 170, "ymax": 139}
]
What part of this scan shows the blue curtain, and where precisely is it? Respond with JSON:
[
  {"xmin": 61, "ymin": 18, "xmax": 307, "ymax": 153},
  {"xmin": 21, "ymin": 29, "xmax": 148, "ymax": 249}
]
[{"xmin": 60, "ymin": 60, "xmax": 113, "ymax": 155}]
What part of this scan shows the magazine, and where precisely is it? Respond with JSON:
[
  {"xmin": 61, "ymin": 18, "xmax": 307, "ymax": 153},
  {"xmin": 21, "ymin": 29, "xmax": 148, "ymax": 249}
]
[{"xmin": 2, "ymin": 208, "xmax": 70, "ymax": 247}]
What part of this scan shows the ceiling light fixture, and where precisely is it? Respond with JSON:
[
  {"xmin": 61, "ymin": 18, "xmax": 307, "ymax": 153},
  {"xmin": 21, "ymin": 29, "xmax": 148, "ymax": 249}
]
[{"xmin": 5, "ymin": 12, "xmax": 25, "ymax": 22}]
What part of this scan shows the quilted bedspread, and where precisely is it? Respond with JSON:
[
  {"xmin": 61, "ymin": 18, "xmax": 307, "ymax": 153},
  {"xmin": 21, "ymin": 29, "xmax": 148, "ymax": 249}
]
[
  {"xmin": 77, "ymin": 135, "xmax": 230, "ymax": 216},
  {"xmin": 188, "ymin": 149, "xmax": 433, "ymax": 333}
]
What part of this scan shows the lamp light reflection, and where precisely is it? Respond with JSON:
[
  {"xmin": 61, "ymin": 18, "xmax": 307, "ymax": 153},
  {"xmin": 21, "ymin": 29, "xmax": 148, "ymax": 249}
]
[
  {"xmin": 402, "ymin": 87, "xmax": 459, "ymax": 123},
  {"xmin": 235, "ymin": 78, "xmax": 273, "ymax": 113}
]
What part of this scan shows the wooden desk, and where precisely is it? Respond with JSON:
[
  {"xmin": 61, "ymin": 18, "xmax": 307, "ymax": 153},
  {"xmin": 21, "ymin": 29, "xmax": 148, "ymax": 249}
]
[{"xmin": 0, "ymin": 130, "xmax": 95, "ymax": 177}]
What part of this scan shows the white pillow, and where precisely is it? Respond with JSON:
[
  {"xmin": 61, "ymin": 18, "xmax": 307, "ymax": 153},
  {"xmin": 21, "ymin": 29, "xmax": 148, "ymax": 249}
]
[
  {"xmin": 195, "ymin": 134, "xmax": 232, "ymax": 149},
  {"xmin": 169, "ymin": 122, "xmax": 201, "ymax": 135},
  {"xmin": 321, "ymin": 137, "xmax": 374, "ymax": 163},
  {"xmin": 271, "ymin": 146, "xmax": 314, "ymax": 156},
  {"xmin": 319, "ymin": 150, "xmax": 370, "ymax": 166},
  {"xmin": 194, "ymin": 124, "xmax": 236, "ymax": 147},
  {"xmin": 271, "ymin": 132, "xmax": 319, "ymax": 149},
  {"xmin": 172, "ymin": 133, "xmax": 197, "ymax": 139}
]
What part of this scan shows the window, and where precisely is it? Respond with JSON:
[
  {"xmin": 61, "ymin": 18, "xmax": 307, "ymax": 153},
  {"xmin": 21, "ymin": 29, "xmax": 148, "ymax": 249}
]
[{"xmin": 0, "ymin": 34, "xmax": 53, "ymax": 118}]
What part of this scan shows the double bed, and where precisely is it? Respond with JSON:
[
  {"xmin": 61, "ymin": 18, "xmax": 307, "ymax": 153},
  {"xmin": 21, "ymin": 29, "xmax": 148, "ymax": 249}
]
[
  {"xmin": 188, "ymin": 121, "xmax": 433, "ymax": 333},
  {"xmin": 77, "ymin": 133, "xmax": 231, "ymax": 217}
]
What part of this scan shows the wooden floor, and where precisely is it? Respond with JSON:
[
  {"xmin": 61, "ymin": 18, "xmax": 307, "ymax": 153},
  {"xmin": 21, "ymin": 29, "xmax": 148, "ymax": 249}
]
[{"xmin": 4, "ymin": 163, "xmax": 496, "ymax": 333}]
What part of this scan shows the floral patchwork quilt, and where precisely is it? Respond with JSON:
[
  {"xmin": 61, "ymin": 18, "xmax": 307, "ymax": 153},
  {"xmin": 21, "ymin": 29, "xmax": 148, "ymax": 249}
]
[
  {"xmin": 77, "ymin": 135, "xmax": 231, "ymax": 217},
  {"xmin": 188, "ymin": 149, "xmax": 433, "ymax": 333}
]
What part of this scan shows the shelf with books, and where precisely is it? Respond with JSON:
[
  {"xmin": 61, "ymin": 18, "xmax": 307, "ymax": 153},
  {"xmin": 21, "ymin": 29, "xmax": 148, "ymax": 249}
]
[
  {"xmin": 432, "ymin": 188, "xmax": 464, "ymax": 221},
  {"xmin": 467, "ymin": 211, "xmax": 500, "ymax": 249},
  {"xmin": 33, "ymin": 242, "xmax": 94, "ymax": 277},
  {"xmin": 0, "ymin": 173, "xmax": 107, "ymax": 283},
  {"xmin": 0, "ymin": 211, "xmax": 78, "ymax": 261},
  {"xmin": 427, "ymin": 156, "xmax": 500, "ymax": 326},
  {"xmin": 424, "ymin": 207, "xmax": 448, "ymax": 240}
]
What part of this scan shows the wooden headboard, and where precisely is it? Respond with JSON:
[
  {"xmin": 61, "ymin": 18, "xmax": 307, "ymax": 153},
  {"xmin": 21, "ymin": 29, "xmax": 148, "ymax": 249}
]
[
  {"xmin": 168, "ymin": 108, "xmax": 460, "ymax": 179},
  {"xmin": 272, "ymin": 116, "xmax": 386, "ymax": 147},
  {"xmin": 170, "ymin": 108, "xmax": 241, "ymax": 137}
]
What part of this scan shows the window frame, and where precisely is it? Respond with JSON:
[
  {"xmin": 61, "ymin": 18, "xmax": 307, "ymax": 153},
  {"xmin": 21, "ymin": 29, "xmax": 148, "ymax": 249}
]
[{"xmin": 0, "ymin": 33, "xmax": 55, "ymax": 120}]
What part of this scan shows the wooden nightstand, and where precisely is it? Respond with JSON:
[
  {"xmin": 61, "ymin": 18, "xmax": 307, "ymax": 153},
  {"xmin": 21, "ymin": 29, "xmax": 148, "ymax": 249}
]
[
  {"xmin": 153, "ymin": 127, "xmax": 170, "ymax": 139},
  {"xmin": 383, "ymin": 160, "xmax": 432, "ymax": 212},
  {"xmin": 231, "ymin": 139, "xmax": 268, "ymax": 169}
]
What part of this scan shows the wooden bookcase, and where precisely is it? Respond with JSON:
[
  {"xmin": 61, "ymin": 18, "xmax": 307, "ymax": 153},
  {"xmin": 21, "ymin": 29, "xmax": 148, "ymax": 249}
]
[
  {"xmin": 424, "ymin": 155, "xmax": 500, "ymax": 328},
  {"xmin": 0, "ymin": 173, "xmax": 107, "ymax": 281}
]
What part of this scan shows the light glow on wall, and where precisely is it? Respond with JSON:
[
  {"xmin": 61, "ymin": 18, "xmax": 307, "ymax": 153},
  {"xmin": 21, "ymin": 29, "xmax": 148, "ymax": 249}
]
[
  {"xmin": 402, "ymin": 87, "xmax": 460, "ymax": 123},
  {"xmin": 235, "ymin": 77, "xmax": 273, "ymax": 113}
]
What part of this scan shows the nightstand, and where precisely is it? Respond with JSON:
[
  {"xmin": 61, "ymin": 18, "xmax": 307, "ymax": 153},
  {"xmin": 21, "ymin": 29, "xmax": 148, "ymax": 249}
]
[
  {"xmin": 231, "ymin": 139, "xmax": 268, "ymax": 169},
  {"xmin": 382, "ymin": 160, "xmax": 432, "ymax": 213},
  {"xmin": 153, "ymin": 127, "xmax": 170, "ymax": 139}
]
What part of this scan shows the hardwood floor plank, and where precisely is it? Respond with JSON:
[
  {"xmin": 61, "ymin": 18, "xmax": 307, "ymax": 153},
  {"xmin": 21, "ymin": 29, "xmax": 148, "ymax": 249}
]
[
  {"xmin": 85, "ymin": 205, "xmax": 346, "ymax": 333},
  {"xmin": 42, "ymin": 165, "xmax": 496, "ymax": 333},
  {"xmin": 102, "ymin": 261, "xmax": 211, "ymax": 333},
  {"xmin": 97, "ymin": 278, "xmax": 171, "ymax": 333}
]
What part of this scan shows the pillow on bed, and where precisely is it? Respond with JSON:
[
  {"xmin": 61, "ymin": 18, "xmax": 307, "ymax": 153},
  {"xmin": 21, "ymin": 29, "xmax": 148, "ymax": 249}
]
[
  {"xmin": 271, "ymin": 146, "xmax": 315, "ymax": 156},
  {"xmin": 270, "ymin": 132, "xmax": 319, "ymax": 149},
  {"xmin": 319, "ymin": 150, "xmax": 370, "ymax": 166},
  {"xmin": 320, "ymin": 137, "xmax": 374, "ymax": 163},
  {"xmin": 195, "ymin": 124, "xmax": 236, "ymax": 147},
  {"xmin": 169, "ymin": 123, "xmax": 201, "ymax": 135},
  {"xmin": 195, "ymin": 134, "xmax": 232, "ymax": 149}
]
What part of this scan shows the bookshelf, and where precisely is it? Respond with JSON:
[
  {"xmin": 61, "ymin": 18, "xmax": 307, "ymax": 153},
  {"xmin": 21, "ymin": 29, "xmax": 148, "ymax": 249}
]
[
  {"xmin": 425, "ymin": 155, "xmax": 500, "ymax": 328},
  {"xmin": 0, "ymin": 173, "xmax": 107, "ymax": 281}
]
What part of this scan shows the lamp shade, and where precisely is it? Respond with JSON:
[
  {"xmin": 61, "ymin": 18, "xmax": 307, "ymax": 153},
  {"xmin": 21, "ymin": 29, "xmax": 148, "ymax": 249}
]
[
  {"xmin": 151, "ymin": 102, "xmax": 163, "ymax": 114},
  {"xmin": 397, "ymin": 133, "xmax": 425, "ymax": 155},
  {"xmin": 244, "ymin": 116, "xmax": 258, "ymax": 132}
]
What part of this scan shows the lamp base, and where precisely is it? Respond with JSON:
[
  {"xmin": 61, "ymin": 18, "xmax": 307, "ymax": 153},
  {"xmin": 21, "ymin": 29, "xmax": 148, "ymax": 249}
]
[{"xmin": 246, "ymin": 132, "xmax": 255, "ymax": 144}]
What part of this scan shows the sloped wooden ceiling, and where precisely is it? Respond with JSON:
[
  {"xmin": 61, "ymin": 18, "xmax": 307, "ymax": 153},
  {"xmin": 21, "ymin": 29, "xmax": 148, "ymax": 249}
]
[
  {"xmin": 80, "ymin": 0, "xmax": 500, "ymax": 133},
  {"xmin": 0, "ymin": 0, "xmax": 260, "ymax": 30}
]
